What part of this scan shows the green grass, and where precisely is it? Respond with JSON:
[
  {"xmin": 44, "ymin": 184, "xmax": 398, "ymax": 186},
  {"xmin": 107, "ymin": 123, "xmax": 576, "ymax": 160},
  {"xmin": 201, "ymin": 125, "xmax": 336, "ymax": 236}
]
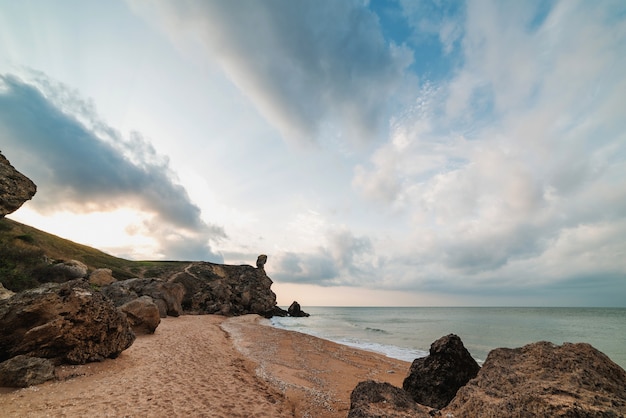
[{"xmin": 0, "ymin": 217, "xmax": 188, "ymax": 292}]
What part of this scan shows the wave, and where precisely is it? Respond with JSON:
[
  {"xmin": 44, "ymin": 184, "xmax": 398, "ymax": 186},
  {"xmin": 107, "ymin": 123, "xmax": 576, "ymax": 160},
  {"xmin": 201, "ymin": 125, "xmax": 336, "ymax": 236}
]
[{"xmin": 365, "ymin": 327, "xmax": 389, "ymax": 334}]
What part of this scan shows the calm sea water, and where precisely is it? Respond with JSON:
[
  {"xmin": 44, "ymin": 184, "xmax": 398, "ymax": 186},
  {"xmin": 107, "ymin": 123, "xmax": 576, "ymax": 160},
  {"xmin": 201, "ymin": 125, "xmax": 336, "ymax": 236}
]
[{"xmin": 271, "ymin": 307, "xmax": 626, "ymax": 369}]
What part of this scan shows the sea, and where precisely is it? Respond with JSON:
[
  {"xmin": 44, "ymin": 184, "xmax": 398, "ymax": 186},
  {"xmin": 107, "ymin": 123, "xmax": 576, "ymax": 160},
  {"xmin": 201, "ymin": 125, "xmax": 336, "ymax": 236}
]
[{"xmin": 270, "ymin": 307, "xmax": 626, "ymax": 370}]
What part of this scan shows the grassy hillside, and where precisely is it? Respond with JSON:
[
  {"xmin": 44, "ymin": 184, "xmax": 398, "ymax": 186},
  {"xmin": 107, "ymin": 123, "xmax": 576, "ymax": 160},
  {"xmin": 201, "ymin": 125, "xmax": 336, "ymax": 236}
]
[{"xmin": 0, "ymin": 217, "xmax": 187, "ymax": 292}]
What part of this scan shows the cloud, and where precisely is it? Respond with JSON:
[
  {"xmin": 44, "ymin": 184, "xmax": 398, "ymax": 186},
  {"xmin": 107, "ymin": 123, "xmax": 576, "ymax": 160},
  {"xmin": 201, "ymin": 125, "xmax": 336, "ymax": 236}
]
[
  {"xmin": 271, "ymin": 227, "xmax": 375, "ymax": 286},
  {"xmin": 351, "ymin": 0, "xmax": 626, "ymax": 296},
  {"xmin": 0, "ymin": 73, "xmax": 225, "ymax": 261},
  {"xmin": 129, "ymin": 0, "xmax": 414, "ymax": 146}
]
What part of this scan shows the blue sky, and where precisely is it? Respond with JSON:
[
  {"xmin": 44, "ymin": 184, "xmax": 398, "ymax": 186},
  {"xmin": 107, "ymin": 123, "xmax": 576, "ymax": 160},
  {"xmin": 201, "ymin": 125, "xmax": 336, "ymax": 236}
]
[{"xmin": 1, "ymin": 0, "xmax": 625, "ymax": 306}]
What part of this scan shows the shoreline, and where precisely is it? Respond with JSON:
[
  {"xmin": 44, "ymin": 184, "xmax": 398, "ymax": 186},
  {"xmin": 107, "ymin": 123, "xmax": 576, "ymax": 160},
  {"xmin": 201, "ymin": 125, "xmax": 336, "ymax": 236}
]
[{"xmin": 0, "ymin": 314, "xmax": 410, "ymax": 418}]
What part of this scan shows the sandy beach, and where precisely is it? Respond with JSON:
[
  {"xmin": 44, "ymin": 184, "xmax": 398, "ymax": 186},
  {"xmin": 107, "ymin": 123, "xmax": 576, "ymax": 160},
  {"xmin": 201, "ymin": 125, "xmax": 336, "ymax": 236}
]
[{"xmin": 0, "ymin": 315, "xmax": 410, "ymax": 418}]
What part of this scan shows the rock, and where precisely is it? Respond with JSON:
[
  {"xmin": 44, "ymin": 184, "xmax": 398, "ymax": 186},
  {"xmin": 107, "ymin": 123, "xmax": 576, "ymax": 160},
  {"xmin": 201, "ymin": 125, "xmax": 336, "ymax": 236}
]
[
  {"xmin": 0, "ymin": 279, "xmax": 135, "ymax": 364},
  {"xmin": 171, "ymin": 261, "xmax": 278, "ymax": 316},
  {"xmin": 348, "ymin": 380, "xmax": 432, "ymax": 418},
  {"xmin": 402, "ymin": 334, "xmax": 480, "ymax": 409},
  {"xmin": 89, "ymin": 268, "xmax": 116, "ymax": 286},
  {"xmin": 0, "ymin": 152, "xmax": 37, "ymax": 217},
  {"xmin": 445, "ymin": 341, "xmax": 626, "ymax": 417},
  {"xmin": 52, "ymin": 260, "xmax": 88, "ymax": 279},
  {"xmin": 119, "ymin": 296, "xmax": 161, "ymax": 334},
  {"xmin": 288, "ymin": 301, "xmax": 310, "ymax": 317},
  {"xmin": 102, "ymin": 278, "xmax": 184, "ymax": 317},
  {"xmin": 0, "ymin": 355, "xmax": 55, "ymax": 387},
  {"xmin": 270, "ymin": 306, "xmax": 290, "ymax": 317},
  {"xmin": 0, "ymin": 282, "xmax": 15, "ymax": 300},
  {"xmin": 256, "ymin": 254, "xmax": 267, "ymax": 270}
]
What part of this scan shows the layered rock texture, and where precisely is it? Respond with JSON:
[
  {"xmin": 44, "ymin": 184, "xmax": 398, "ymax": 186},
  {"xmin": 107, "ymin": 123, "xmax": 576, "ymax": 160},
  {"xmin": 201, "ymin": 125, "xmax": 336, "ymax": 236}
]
[
  {"xmin": 0, "ymin": 279, "xmax": 135, "ymax": 365},
  {"xmin": 0, "ymin": 152, "xmax": 37, "ymax": 217},
  {"xmin": 350, "ymin": 337, "xmax": 626, "ymax": 417},
  {"xmin": 169, "ymin": 261, "xmax": 278, "ymax": 316},
  {"xmin": 446, "ymin": 341, "xmax": 626, "ymax": 417}
]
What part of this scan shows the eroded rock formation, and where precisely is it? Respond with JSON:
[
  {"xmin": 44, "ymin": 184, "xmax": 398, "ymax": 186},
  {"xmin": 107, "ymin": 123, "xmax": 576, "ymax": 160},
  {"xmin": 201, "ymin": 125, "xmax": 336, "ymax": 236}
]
[
  {"xmin": 402, "ymin": 333, "xmax": 480, "ymax": 409},
  {"xmin": 0, "ymin": 152, "xmax": 37, "ymax": 217},
  {"xmin": 102, "ymin": 278, "xmax": 184, "ymax": 318},
  {"xmin": 119, "ymin": 295, "xmax": 161, "ymax": 334},
  {"xmin": 288, "ymin": 301, "xmax": 310, "ymax": 317},
  {"xmin": 170, "ymin": 260, "xmax": 278, "ymax": 317},
  {"xmin": 0, "ymin": 355, "xmax": 55, "ymax": 387},
  {"xmin": 0, "ymin": 279, "xmax": 135, "ymax": 365},
  {"xmin": 348, "ymin": 380, "xmax": 431, "ymax": 418},
  {"xmin": 349, "ymin": 336, "xmax": 626, "ymax": 417},
  {"xmin": 446, "ymin": 341, "xmax": 626, "ymax": 417}
]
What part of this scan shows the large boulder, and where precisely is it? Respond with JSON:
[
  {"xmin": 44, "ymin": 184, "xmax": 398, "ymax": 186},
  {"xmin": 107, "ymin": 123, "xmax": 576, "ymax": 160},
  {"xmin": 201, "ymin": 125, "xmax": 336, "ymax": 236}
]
[
  {"xmin": 170, "ymin": 260, "xmax": 278, "ymax": 316},
  {"xmin": 0, "ymin": 355, "xmax": 55, "ymax": 387},
  {"xmin": 445, "ymin": 341, "xmax": 626, "ymax": 417},
  {"xmin": 89, "ymin": 268, "xmax": 117, "ymax": 286},
  {"xmin": 0, "ymin": 279, "xmax": 135, "ymax": 365},
  {"xmin": 52, "ymin": 260, "xmax": 88, "ymax": 279},
  {"xmin": 102, "ymin": 278, "xmax": 184, "ymax": 317},
  {"xmin": 0, "ymin": 152, "xmax": 37, "ymax": 217},
  {"xmin": 288, "ymin": 300, "xmax": 310, "ymax": 317},
  {"xmin": 119, "ymin": 296, "xmax": 161, "ymax": 334},
  {"xmin": 403, "ymin": 334, "xmax": 480, "ymax": 409},
  {"xmin": 348, "ymin": 380, "xmax": 431, "ymax": 418}
]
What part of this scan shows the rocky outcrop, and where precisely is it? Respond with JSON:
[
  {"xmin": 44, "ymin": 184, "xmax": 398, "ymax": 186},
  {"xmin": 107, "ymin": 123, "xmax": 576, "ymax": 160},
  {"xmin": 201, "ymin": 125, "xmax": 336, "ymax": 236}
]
[
  {"xmin": 288, "ymin": 301, "xmax": 310, "ymax": 317},
  {"xmin": 119, "ymin": 296, "xmax": 161, "ymax": 334},
  {"xmin": 348, "ymin": 380, "xmax": 431, "ymax": 418},
  {"xmin": 446, "ymin": 341, "xmax": 626, "ymax": 417},
  {"xmin": 256, "ymin": 254, "xmax": 267, "ymax": 270},
  {"xmin": 89, "ymin": 268, "xmax": 116, "ymax": 286},
  {"xmin": 0, "ymin": 279, "xmax": 135, "ymax": 365},
  {"xmin": 0, "ymin": 152, "xmax": 37, "ymax": 217},
  {"xmin": 350, "ymin": 337, "xmax": 626, "ymax": 417},
  {"xmin": 101, "ymin": 278, "xmax": 184, "ymax": 318},
  {"xmin": 170, "ymin": 260, "xmax": 278, "ymax": 317},
  {"xmin": 402, "ymin": 333, "xmax": 480, "ymax": 409},
  {"xmin": 52, "ymin": 260, "xmax": 88, "ymax": 279},
  {"xmin": 0, "ymin": 355, "xmax": 55, "ymax": 387}
]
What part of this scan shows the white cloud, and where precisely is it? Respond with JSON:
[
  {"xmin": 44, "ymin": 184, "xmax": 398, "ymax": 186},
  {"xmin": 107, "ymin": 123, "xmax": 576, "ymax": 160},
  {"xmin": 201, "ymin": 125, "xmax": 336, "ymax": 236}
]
[
  {"xmin": 129, "ymin": 0, "xmax": 414, "ymax": 146},
  {"xmin": 351, "ymin": 0, "xmax": 626, "ymax": 299}
]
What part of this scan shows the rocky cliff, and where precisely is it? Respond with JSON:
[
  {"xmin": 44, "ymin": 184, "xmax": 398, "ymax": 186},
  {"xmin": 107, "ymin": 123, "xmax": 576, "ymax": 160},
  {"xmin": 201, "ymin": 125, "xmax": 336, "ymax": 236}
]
[{"xmin": 0, "ymin": 151, "xmax": 36, "ymax": 217}]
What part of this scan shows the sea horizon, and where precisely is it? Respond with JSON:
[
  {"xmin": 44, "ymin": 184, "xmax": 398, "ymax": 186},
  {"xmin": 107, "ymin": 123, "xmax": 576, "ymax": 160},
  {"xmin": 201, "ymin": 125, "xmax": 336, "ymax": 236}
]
[{"xmin": 272, "ymin": 306, "xmax": 626, "ymax": 370}]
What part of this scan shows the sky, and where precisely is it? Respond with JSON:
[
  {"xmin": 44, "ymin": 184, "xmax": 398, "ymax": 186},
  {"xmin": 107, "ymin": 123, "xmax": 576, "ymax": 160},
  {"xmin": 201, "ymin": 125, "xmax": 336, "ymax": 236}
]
[{"xmin": 1, "ymin": 0, "xmax": 625, "ymax": 307}]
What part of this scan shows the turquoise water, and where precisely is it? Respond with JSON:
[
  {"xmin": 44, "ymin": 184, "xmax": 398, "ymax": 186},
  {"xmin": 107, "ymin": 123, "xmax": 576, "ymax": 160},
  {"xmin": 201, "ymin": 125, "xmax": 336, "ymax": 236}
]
[{"xmin": 271, "ymin": 307, "xmax": 626, "ymax": 369}]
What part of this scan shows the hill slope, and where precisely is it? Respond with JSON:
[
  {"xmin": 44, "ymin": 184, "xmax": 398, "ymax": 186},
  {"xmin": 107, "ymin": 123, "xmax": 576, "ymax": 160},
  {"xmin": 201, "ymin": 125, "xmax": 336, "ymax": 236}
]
[{"xmin": 0, "ymin": 217, "xmax": 187, "ymax": 292}]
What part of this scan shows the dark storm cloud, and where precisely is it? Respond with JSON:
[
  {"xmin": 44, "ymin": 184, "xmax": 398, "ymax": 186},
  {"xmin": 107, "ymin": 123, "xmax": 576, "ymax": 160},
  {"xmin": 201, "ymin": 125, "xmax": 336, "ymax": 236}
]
[{"xmin": 0, "ymin": 73, "xmax": 224, "ymax": 261}]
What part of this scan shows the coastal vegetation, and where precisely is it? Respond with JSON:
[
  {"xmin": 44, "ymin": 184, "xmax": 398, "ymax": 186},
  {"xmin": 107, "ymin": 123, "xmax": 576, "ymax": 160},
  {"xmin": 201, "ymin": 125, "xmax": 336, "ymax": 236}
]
[{"xmin": 0, "ymin": 217, "xmax": 186, "ymax": 292}]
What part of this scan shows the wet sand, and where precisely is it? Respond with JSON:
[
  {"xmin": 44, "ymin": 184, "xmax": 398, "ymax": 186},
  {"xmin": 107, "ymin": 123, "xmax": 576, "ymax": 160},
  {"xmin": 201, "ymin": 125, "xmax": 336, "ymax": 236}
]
[{"xmin": 0, "ymin": 315, "xmax": 410, "ymax": 418}]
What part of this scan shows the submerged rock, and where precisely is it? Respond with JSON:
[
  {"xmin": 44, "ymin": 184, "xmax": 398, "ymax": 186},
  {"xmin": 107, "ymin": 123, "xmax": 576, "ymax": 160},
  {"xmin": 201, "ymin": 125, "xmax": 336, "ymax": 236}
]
[
  {"xmin": 402, "ymin": 334, "xmax": 480, "ymax": 409},
  {"xmin": 0, "ymin": 279, "xmax": 135, "ymax": 365},
  {"xmin": 446, "ymin": 341, "xmax": 626, "ymax": 417},
  {"xmin": 288, "ymin": 301, "xmax": 309, "ymax": 317}
]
